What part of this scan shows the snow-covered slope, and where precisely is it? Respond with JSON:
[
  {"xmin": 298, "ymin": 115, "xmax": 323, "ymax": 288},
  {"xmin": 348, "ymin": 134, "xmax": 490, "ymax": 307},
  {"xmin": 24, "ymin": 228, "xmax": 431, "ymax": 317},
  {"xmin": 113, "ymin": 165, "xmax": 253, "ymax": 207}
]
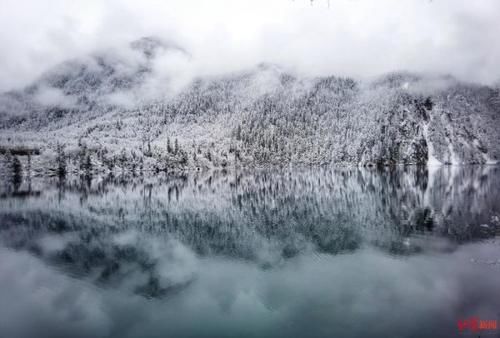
[{"xmin": 0, "ymin": 38, "xmax": 499, "ymax": 173}]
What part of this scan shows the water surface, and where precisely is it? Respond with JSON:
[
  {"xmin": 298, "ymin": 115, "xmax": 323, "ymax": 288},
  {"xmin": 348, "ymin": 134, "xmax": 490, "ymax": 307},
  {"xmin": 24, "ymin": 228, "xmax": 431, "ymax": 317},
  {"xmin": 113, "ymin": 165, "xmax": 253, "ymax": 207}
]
[{"xmin": 1, "ymin": 166, "xmax": 500, "ymax": 338}]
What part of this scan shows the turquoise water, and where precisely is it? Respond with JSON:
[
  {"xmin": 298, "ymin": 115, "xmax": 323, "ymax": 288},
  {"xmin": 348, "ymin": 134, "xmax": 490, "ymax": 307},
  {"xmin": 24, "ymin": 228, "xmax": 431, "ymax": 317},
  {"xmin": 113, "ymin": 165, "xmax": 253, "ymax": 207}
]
[{"xmin": 1, "ymin": 166, "xmax": 499, "ymax": 338}]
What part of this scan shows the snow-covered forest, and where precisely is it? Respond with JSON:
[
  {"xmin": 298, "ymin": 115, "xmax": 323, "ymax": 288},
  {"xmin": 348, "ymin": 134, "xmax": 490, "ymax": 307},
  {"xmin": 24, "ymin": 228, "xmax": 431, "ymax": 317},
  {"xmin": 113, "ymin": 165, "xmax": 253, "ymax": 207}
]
[{"xmin": 1, "ymin": 37, "xmax": 499, "ymax": 177}]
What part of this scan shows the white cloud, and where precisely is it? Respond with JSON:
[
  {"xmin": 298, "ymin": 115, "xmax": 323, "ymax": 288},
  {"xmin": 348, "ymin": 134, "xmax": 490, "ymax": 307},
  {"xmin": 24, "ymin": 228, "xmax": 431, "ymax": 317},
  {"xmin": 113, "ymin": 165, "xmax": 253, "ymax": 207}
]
[
  {"xmin": 33, "ymin": 86, "xmax": 78, "ymax": 108},
  {"xmin": 0, "ymin": 0, "xmax": 499, "ymax": 92}
]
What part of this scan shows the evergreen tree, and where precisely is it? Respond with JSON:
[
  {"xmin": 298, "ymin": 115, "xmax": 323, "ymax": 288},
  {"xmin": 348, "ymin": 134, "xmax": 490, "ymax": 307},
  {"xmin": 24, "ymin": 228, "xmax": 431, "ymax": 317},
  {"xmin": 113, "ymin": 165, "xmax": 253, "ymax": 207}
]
[
  {"xmin": 85, "ymin": 154, "xmax": 92, "ymax": 176},
  {"xmin": 55, "ymin": 143, "xmax": 67, "ymax": 178},
  {"xmin": 167, "ymin": 138, "xmax": 172, "ymax": 153},
  {"xmin": 79, "ymin": 143, "xmax": 88, "ymax": 173},
  {"xmin": 235, "ymin": 125, "xmax": 242, "ymax": 140}
]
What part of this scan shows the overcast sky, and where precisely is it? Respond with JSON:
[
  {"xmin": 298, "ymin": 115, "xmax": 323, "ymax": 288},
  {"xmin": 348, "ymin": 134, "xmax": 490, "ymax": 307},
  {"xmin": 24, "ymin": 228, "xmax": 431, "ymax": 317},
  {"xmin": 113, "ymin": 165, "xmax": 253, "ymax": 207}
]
[{"xmin": 0, "ymin": 0, "xmax": 499, "ymax": 92}]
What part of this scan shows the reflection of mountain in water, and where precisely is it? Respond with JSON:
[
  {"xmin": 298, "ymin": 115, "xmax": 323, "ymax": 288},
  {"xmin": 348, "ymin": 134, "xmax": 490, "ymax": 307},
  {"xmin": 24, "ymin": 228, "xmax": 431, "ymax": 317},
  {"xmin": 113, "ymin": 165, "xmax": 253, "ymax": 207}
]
[{"xmin": 0, "ymin": 166, "xmax": 499, "ymax": 298}]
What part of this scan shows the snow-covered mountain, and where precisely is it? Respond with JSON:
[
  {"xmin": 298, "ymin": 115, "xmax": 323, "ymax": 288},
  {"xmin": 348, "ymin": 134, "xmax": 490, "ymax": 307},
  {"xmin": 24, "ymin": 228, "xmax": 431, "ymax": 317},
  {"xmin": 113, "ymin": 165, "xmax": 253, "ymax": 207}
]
[{"xmin": 0, "ymin": 37, "xmax": 499, "ymax": 174}]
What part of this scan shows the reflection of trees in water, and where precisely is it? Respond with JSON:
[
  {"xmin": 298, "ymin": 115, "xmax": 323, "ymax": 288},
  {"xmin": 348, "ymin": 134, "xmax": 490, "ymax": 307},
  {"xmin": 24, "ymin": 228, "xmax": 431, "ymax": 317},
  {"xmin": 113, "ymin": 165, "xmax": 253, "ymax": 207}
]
[{"xmin": 0, "ymin": 166, "xmax": 499, "ymax": 298}]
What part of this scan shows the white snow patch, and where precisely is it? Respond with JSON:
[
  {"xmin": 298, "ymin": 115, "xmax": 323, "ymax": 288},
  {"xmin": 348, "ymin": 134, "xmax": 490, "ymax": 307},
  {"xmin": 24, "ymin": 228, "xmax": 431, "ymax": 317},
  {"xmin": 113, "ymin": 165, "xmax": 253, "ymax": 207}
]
[
  {"xmin": 423, "ymin": 123, "xmax": 441, "ymax": 167},
  {"xmin": 447, "ymin": 142, "xmax": 460, "ymax": 165}
]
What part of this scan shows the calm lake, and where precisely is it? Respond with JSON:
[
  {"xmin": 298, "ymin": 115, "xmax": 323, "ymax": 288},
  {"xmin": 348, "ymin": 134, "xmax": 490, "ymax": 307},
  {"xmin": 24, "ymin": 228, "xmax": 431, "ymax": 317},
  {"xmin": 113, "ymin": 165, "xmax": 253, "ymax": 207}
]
[{"xmin": 1, "ymin": 166, "xmax": 500, "ymax": 338}]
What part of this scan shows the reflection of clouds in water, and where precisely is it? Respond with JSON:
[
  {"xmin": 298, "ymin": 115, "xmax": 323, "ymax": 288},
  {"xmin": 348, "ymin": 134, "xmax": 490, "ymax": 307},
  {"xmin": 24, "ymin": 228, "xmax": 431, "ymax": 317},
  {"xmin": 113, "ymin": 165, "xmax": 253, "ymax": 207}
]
[
  {"xmin": 0, "ymin": 248, "xmax": 111, "ymax": 338},
  {"xmin": 1, "ymin": 167, "xmax": 500, "ymax": 337},
  {"xmin": 0, "ymin": 166, "xmax": 499, "ymax": 303},
  {"xmin": 112, "ymin": 231, "xmax": 198, "ymax": 292},
  {"xmin": 1, "ymin": 243, "xmax": 500, "ymax": 338},
  {"xmin": 37, "ymin": 233, "xmax": 78, "ymax": 253}
]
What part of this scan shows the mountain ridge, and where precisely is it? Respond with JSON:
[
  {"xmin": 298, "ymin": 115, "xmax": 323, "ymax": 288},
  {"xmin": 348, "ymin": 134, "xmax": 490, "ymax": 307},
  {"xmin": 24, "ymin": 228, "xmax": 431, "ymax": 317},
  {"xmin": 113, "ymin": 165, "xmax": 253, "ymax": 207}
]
[{"xmin": 0, "ymin": 37, "xmax": 499, "ymax": 175}]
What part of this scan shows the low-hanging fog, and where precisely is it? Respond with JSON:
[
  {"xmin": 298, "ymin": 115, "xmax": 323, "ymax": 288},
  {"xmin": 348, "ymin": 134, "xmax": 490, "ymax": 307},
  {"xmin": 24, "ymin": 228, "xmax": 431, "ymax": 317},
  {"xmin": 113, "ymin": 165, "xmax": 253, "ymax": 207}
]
[{"xmin": 1, "ymin": 0, "xmax": 500, "ymax": 93}]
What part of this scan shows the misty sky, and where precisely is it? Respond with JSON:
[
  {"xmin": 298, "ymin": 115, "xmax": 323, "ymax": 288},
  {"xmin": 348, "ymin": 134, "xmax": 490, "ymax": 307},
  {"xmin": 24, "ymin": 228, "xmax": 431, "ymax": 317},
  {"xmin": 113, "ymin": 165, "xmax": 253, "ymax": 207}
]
[{"xmin": 1, "ymin": 0, "xmax": 499, "ymax": 92}]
